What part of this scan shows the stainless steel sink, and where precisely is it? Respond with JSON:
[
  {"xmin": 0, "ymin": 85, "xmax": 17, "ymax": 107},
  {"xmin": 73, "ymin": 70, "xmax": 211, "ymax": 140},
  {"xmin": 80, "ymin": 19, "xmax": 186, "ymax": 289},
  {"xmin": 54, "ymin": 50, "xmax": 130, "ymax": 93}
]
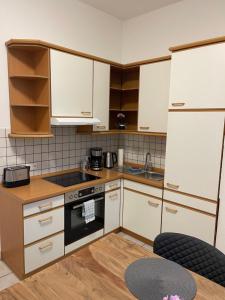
[{"xmin": 137, "ymin": 171, "xmax": 164, "ymax": 181}]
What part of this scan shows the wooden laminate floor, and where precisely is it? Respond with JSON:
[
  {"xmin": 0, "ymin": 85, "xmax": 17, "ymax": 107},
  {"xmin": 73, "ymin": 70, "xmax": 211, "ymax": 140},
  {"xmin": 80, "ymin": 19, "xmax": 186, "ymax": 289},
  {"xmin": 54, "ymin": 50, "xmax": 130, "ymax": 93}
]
[{"xmin": 0, "ymin": 234, "xmax": 225, "ymax": 299}]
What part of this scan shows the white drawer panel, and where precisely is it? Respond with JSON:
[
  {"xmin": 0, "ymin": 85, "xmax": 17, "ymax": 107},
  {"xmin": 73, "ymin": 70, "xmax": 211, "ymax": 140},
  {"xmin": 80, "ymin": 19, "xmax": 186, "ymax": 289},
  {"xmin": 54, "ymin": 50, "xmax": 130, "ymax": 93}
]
[
  {"xmin": 25, "ymin": 232, "xmax": 64, "ymax": 274},
  {"xmin": 24, "ymin": 207, "xmax": 64, "ymax": 245},
  {"xmin": 23, "ymin": 195, "xmax": 64, "ymax": 217},
  {"xmin": 124, "ymin": 180, "xmax": 162, "ymax": 198},
  {"xmin": 105, "ymin": 180, "xmax": 121, "ymax": 192},
  {"xmin": 164, "ymin": 190, "xmax": 217, "ymax": 215}
]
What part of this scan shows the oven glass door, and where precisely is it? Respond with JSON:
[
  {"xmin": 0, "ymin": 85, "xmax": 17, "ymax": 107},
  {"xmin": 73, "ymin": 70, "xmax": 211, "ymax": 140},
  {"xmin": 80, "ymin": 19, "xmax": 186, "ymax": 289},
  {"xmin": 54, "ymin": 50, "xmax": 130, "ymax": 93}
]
[{"xmin": 65, "ymin": 193, "xmax": 105, "ymax": 245}]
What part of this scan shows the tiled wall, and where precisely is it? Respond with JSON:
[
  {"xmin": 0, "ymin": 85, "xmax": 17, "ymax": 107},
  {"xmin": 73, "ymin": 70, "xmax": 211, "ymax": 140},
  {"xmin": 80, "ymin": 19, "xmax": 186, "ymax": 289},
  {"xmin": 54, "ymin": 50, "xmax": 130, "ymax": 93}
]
[{"xmin": 0, "ymin": 127, "xmax": 166, "ymax": 182}]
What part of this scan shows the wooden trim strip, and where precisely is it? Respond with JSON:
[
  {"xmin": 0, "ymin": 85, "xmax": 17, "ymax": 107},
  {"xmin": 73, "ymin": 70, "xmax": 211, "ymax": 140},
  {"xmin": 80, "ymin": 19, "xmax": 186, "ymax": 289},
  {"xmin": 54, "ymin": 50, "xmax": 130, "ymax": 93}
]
[
  {"xmin": 163, "ymin": 199, "xmax": 216, "ymax": 217},
  {"xmin": 169, "ymin": 36, "xmax": 225, "ymax": 52},
  {"xmin": 6, "ymin": 39, "xmax": 171, "ymax": 68},
  {"xmin": 24, "ymin": 205, "xmax": 64, "ymax": 220},
  {"xmin": 121, "ymin": 228, "xmax": 154, "ymax": 246},
  {"xmin": 164, "ymin": 187, "xmax": 217, "ymax": 204},
  {"xmin": 124, "ymin": 187, "xmax": 162, "ymax": 201},
  {"xmin": 169, "ymin": 108, "xmax": 225, "ymax": 112},
  {"xmin": 24, "ymin": 230, "xmax": 64, "ymax": 248}
]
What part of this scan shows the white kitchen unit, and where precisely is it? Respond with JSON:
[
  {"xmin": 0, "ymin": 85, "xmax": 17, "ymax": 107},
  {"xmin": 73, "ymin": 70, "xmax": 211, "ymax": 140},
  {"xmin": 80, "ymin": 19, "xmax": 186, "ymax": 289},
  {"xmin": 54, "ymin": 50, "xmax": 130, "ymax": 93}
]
[
  {"xmin": 104, "ymin": 188, "xmax": 121, "ymax": 234},
  {"xmin": 138, "ymin": 60, "xmax": 170, "ymax": 133},
  {"xmin": 51, "ymin": 49, "xmax": 93, "ymax": 117},
  {"xmin": 216, "ymin": 143, "xmax": 225, "ymax": 254},
  {"xmin": 164, "ymin": 112, "xmax": 225, "ymax": 200},
  {"xmin": 169, "ymin": 43, "xmax": 225, "ymax": 109},
  {"xmin": 123, "ymin": 180, "xmax": 162, "ymax": 241},
  {"xmin": 93, "ymin": 61, "xmax": 110, "ymax": 131},
  {"xmin": 162, "ymin": 200, "xmax": 216, "ymax": 245}
]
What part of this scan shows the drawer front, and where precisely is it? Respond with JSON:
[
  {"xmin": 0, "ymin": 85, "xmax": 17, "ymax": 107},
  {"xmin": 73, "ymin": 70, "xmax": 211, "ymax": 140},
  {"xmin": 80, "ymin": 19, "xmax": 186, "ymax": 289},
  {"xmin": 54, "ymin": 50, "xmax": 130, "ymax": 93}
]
[
  {"xmin": 105, "ymin": 180, "xmax": 121, "ymax": 192},
  {"xmin": 162, "ymin": 202, "xmax": 215, "ymax": 245},
  {"xmin": 24, "ymin": 207, "xmax": 64, "ymax": 245},
  {"xmin": 105, "ymin": 189, "xmax": 121, "ymax": 234},
  {"xmin": 164, "ymin": 190, "xmax": 217, "ymax": 215},
  {"xmin": 24, "ymin": 195, "xmax": 64, "ymax": 217},
  {"xmin": 25, "ymin": 232, "xmax": 64, "ymax": 274},
  {"xmin": 124, "ymin": 180, "xmax": 162, "ymax": 198}
]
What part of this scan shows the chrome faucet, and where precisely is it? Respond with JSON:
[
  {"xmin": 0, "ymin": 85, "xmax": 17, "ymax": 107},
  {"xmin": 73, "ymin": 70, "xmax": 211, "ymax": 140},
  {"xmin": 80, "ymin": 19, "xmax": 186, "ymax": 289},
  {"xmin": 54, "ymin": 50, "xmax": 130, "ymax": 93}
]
[{"xmin": 144, "ymin": 152, "xmax": 152, "ymax": 172}]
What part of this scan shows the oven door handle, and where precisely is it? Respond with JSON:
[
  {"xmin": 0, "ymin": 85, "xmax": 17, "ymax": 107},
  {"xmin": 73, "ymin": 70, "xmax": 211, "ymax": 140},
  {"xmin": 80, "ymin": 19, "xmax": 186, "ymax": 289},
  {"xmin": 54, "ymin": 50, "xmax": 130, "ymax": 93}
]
[{"xmin": 72, "ymin": 196, "xmax": 104, "ymax": 210}]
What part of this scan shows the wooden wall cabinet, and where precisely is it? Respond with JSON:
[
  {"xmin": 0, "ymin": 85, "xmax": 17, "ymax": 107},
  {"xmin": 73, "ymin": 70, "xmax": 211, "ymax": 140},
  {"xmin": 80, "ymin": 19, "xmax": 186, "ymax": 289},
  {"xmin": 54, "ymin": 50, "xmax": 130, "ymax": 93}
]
[
  {"xmin": 169, "ymin": 43, "xmax": 225, "ymax": 110},
  {"xmin": 93, "ymin": 61, "xmax": 110, "ymax": 131},
  {"xmin": 164, "ymin": 112, "xmax": 225, "ymax": 200},
  {"xmin": 7, "ymin": 43, "xmax": 52, "ymax": 137},
  {"xmin": 138, "ymin": 60, "xmax": 170, "ymax": 133}
]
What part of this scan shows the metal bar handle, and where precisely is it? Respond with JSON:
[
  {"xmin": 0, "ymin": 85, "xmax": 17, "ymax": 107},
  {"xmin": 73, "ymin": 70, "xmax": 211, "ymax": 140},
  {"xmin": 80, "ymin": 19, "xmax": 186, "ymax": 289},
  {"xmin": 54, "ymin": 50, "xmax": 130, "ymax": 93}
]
[
  {"xmin": 139, "ymin": 126, "xmax": 150, "ymax": 130},
  {"xmin": 39, "ymin": 242, "xmax": 53, "ymax": 252},
  {"xmin": 166, "ymin": 183, "xmax": 179, "ymax": 190},
  {"xmin": 166, "ymin": 207, "xmax": 178, "ymax": 214},
  {"xmin": 171, "ymin": 102, "xmax": 185, "ymax": 107},
  {"xmin": 148, "ymin": 201, "xmax": 159, "ymax": 208},
  {"xmin": 72, "ymin": 197, "xmax": 104, "ymax": 210},
  {"xmin": 38, "ymin": 216, "xmax": 53, "ymax": 225},
  {"xmin": 96, "ymin": 125, "xmax": 106, "ymax": 129},
  {"xmin": 38, "ymin": 202, "xmax": 52, "ymax": 212}
]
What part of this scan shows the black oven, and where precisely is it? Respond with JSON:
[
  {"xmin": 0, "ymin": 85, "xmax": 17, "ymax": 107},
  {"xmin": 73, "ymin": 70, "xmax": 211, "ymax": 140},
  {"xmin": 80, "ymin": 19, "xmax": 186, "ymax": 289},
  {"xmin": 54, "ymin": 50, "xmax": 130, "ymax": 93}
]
[{"xmin": 64, "ymin": 185, "xmax": 105, "ymax": 246}]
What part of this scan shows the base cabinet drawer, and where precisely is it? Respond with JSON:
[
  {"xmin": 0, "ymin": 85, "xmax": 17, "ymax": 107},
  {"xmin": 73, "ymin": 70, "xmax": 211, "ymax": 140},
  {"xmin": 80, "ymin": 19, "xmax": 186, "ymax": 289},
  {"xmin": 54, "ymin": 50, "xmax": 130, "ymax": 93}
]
[
  {"xmin": 24, "ymin": 232, "xmax": 64, "ymax": 274},
  {"xmin": 104, "ymin": 189, "xmax": 121, "ymax": 234},
  {"xmin": 24, "ymin": 207, "xmax": 64, "ymax": 245},
  {"xmin": 123, "ymin": 189, "xmax": 162, "ymax": 241},
  {"xmin": 162, "ymin": 202, "xmax": 215, "ymax": 245},
  {"xmin": 105, "ymin": 180, "xmax": 120, "ymax": 192}
]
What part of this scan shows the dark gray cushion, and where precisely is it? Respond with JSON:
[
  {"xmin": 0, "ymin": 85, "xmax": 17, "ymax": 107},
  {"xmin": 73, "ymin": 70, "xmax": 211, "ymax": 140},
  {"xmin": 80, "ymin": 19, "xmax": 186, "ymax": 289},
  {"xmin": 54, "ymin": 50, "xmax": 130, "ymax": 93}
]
[{"xmin": 153, "ymin": 232, "xmax": 225, "ymax": 287}]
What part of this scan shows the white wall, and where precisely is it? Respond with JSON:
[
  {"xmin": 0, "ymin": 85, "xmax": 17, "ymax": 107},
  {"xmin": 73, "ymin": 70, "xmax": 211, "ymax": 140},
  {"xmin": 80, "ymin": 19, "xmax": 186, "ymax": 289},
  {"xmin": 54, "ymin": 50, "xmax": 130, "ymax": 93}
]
[
  {"xmin": 0, "ymin": 0, "xmax": 122, "ymax": 128},
  {"xmin": 122, "ymin": 0, "xmax": 225, "ymax": 63}
]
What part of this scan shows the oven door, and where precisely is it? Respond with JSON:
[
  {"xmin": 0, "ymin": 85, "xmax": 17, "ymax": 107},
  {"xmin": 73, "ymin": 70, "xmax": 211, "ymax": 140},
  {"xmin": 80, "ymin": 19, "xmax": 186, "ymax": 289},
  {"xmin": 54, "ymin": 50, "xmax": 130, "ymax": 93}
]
[{"xmin": 65, "ymin": 193, "xmax": 105, "ymax": 245}]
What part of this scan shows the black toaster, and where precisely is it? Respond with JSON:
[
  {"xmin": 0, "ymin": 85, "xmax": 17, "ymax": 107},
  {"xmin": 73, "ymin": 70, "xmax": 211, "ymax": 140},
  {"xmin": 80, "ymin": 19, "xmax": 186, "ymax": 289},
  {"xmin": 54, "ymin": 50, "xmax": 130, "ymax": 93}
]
[{"xmin": 3, "ymin": 165, "xmax": 30, "ymax": 188}]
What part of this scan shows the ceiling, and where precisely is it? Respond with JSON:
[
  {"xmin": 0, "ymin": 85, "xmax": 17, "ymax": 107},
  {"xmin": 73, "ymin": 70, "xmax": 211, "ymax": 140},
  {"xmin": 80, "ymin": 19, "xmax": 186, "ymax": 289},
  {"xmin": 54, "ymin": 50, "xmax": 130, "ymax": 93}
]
[{"xmin": 79, "ymin": 0, "xmax": 183, "ymax": 20}]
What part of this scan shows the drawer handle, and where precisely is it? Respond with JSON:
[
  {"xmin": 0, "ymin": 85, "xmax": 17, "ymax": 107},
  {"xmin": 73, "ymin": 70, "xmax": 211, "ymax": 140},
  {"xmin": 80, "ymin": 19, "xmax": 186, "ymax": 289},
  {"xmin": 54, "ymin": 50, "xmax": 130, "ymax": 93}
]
[
  {"xmin": 39, "ymin": 242, "xmax": 53, "ymax": 252},
  {"xmin": 109, "ymin": 193, "xmax": 118, "ymax": 200},
  {"xmin": 38, "ymin": 202, "xmax": 52, "ymax": 212},
  {"xmin": 166, "ymin": 183, "xmax": 179, "ymax": 190},
  {"xmin": 139, "ymin": 126, "xmax": 150, "ymax": 130},
  {"xmin": 166, "ymin": 207, "xmax": 178, "ymax": 214},
  {"xmin": 38, "ymin": 216, "xmax": 53, "ymax": 225},
  {"xmin": 81, "ymin": 111, "xmax": 91, "ymax": 116},
  {"xmin": 96, "ymin": 125, "xmax": 106, "ymax": 129},
  {"xmin": 148, "ymin": 201, "xmax": 159, "ymax": 208},
  {"xmin": 171, "ymin": 102, "xmax": 185, "ymax": 107},
  {"xmin": 109, "ymin": 184, "xmax": 117, "ymax": 189}
]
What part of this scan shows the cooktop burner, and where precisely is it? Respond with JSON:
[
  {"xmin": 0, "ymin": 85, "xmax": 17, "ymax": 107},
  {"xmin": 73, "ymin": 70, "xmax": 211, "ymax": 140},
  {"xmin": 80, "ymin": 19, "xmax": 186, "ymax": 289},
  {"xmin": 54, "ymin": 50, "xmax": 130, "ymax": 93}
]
[{"xmin": 44, "ymin": 171, "xmax": 100, "ymax": 187}]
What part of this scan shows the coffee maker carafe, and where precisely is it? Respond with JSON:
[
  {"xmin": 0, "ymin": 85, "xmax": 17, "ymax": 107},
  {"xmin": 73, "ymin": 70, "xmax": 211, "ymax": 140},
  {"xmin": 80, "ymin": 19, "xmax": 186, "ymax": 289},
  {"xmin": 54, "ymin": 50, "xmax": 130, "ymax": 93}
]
[{"xmin": 90, "ymin": 147, "xmax": 103, "ymax": 171}]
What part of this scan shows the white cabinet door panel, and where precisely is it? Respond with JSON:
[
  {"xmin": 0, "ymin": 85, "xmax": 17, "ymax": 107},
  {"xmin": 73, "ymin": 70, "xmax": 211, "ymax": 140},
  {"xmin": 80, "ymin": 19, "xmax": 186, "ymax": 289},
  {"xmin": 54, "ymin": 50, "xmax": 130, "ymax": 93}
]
[
  {"xmin": 104, "ymin": 189, "xmax": 120, "ymax": 234},
  {"xmin": 93, "ymin": 61, "xmax": 110, "ymax": 131},
  {"xmin": 123, "ymin": 189, "xmax": 161, "ymax": 241},
  {"xmin": 162, "ymin": 202, "xmax": 215, "ymax": 245},
  {"xmin": 139, "ymin": 60, "xmax": 170, "ymax": 132},
  {"xmin": 51, "ymin": 49, "xmax": 93, "ymax": 117},
  {"xmin": 164, "ymin": 112, "xmax": 225, "ymax": 200},
  {"xmin": 169, "ymin": 43, "xmax": 225, "ymax": 109}
]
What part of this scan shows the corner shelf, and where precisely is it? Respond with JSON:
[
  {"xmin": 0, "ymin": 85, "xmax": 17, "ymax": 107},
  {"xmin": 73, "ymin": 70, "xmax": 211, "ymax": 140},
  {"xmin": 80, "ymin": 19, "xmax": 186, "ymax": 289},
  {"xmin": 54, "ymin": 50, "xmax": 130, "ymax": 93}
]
[{"xmin": 7, "ymin": 43, "xmax": 52, "ymax": 137}]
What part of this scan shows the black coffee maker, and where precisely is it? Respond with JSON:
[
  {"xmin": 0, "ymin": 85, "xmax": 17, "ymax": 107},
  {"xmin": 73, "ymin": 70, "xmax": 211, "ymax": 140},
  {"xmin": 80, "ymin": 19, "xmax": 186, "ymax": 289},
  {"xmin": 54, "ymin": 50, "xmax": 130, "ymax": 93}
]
[{"xmin": 90, "ymin": 147, "xmax": 103, "ymax": 171}]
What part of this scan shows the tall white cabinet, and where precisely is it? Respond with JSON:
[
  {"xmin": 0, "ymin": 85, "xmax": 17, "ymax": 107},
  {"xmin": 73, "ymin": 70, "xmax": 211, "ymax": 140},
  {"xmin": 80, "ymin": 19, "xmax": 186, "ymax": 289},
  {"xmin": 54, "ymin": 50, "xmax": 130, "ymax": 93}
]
[
  {"xmin": 138, "ymin": 60, "xmax": 170, "ymax": 133},
  {"xmin": 51, "ymin": 50, "xmax": 93, "ymax": 117},
  {"xmin": 93, "ymin": 61, "xmax": 110, "ymax": 131},
  {"xmin": 164, "ymin": 112, "xmax": 225, "ymax": 200},
  {"xmin": 169, "ymin": 43, "xmax": 225, "ymax": 109}
]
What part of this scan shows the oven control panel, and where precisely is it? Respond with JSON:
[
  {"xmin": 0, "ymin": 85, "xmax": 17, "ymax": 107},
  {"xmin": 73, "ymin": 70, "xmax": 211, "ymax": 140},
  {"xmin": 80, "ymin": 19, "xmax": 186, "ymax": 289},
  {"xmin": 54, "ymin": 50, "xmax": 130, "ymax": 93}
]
[{"xmin": 65, "ymin": 184, "xmax": 105, "ymax": 204}]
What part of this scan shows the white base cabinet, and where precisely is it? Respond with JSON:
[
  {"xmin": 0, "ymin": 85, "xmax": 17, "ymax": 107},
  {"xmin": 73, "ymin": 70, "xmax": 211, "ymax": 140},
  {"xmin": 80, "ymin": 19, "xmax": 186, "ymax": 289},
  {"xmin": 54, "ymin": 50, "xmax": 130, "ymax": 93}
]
[
  {"xmin": 104, "ymin": 189, "xmax": 121, "ymax": 234},
  {"xmin": 123, "ymin": 188, "xmax": 162, "ymax": 241},
  {"xmin": 162, "ymin": 201, "xmax": 215, "ymax": 245}
]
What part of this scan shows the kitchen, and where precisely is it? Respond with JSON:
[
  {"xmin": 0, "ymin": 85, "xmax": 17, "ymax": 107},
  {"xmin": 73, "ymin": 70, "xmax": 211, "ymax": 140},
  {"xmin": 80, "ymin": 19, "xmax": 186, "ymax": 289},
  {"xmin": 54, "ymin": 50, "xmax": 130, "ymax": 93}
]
[{"xmin": 0, "ymin": 0, "xmax": 225, "ymax": 299}]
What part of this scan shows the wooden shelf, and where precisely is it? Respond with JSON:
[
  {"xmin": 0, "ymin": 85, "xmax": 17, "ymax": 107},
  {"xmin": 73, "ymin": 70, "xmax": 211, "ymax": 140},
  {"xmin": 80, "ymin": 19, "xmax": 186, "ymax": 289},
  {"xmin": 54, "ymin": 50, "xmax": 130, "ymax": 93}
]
[
  {"xmin": 110, "ymin": 86, "xmax": 139, "ymax": 91},
  {"xmin": 77, "ymin": 129, "xmax": 167, "ymax": 137},
  {"xmin": 7, "ymin": 43, "xmax": 51, "ymax": 137},
  {"xmin": 8, "ymin": 133, "xmax": 54, "ymax": 138}
]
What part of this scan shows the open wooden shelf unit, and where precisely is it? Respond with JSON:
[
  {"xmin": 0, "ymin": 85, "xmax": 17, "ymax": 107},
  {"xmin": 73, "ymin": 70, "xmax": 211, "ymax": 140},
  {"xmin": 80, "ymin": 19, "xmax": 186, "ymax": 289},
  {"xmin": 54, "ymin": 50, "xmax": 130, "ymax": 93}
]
[
  {"xmin": 7, "ymin": 43, "xmax": 52, "ymax": 137},
  {"xmin": 109, "ymin": 66, "xmax": 140, "ymax": 131}
]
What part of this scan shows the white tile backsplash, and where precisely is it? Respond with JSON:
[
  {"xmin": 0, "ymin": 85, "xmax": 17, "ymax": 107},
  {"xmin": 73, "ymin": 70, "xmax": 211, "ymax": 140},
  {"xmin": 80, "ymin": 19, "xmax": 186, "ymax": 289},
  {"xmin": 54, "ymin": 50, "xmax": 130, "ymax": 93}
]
[{"xmin": 0, "ymin": 127, "xmax": 166, "ymax": 182}]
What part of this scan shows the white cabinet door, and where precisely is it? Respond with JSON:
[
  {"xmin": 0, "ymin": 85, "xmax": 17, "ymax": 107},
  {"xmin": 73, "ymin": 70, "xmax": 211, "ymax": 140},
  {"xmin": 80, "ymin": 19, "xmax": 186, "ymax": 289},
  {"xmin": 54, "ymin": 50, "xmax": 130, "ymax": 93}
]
[
  {"xmin": 164, "ymin": 112, "xmax": 225, "ymax": 200},
  {"xmin": 104, "ymin": 189, "xmax": 121, "ymax": 234},
  {"xmin": 123, "ymin": 189, "xmax": 162, "ymax": 241},
  {"xmin": 138, "ymin": 60, "xmax": 170, "ymax": 133},
  {"xmin": 162, "ymin": 202, "xmax": 215, "ymax": 245},
  {"xmin": 93, "ymin": 61, "xmax": 110, "ymax": 131},
  {"xmin": 51, "ymin": 49, "xmax": 93, "ymax": 117},
  {"xmin": 169, "ymin": 43, "xmax": 225, "ymax": 109}
]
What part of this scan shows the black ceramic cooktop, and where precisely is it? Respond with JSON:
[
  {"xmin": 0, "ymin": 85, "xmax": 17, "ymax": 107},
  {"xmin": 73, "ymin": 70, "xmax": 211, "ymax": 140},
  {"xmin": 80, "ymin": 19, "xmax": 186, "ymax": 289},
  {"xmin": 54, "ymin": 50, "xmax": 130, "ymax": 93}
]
[{"xmin": 44, "ymin": 171, "xmax": 100, "ymax": 187}]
